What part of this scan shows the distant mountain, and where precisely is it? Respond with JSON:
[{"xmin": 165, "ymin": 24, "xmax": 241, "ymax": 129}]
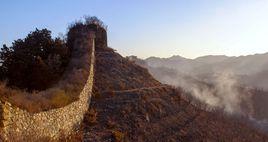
[
  {"xmin": 142, "ymin": 53, "xmax": 268, "ymax": 90},
  {"xmin": 194, "ymin": 55, "xmax": 229, "ymax": 64},
  {"xmin": 242, "ymin": 70, "xmax": 268, "ymax": 91}
]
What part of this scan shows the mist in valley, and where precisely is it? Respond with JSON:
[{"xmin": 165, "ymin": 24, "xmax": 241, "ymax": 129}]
[{"xmin": 129, "ymin": 53, "xmax": 268, "ymax": 132}]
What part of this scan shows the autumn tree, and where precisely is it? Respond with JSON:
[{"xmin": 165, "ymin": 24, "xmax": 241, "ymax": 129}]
[{"xmin": 0, "ymin": 28, "xmax": 70, "ymax": 91}]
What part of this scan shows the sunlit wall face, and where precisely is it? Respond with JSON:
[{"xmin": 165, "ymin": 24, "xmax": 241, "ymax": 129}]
[{"xmin": 1, "ymin": 0, "xmax": 268, "ymax": 59}]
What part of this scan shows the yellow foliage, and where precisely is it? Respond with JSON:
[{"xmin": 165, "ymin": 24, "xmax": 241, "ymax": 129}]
[
  {"xmin": 112, "ymin": 130, "xmax": 125, "ymax": 142},
  {"xmin": 51, "ymin": 89, "xmax": 71, "ymax": 107}
]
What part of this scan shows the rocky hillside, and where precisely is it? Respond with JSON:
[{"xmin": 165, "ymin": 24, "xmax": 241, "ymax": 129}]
[
  {"xmin": 83, "ymin": 47, "xmax": 268, "ymax": 142},
  {"xmin": 93, "ymin": 47, "xmax": 161, "ymax": 93}
]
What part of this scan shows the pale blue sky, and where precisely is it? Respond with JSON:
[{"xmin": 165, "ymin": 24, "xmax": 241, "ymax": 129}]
[{"xmin": 1, "ymin": 0, "xmax": 268, "ymax": 59}]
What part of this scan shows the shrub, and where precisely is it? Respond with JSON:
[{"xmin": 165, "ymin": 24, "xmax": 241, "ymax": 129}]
[
  {"xmin": 107, "ymin": 117, "xmax": 116, "ymax": 129},
  {"xmin": 58, "ymin": 129, "xmax": 83, "ymax": 142},
  {"xmin": 51, "ymin": 89, "xmax": 71, "ymax": 107},
  {"xmin": 92, "ymin": 87, "xmax": 101, "ymax": 99},
  {"xmin": 111, "ymin": 130, "xmax": 125, "ymax": 142},
  {"xmin": 84, "ymin": 108, "xmax": 98, "ymax": 126},
  {"xmin": 108, "ymin": 90, "xmax": 116, "ymax": 97}
]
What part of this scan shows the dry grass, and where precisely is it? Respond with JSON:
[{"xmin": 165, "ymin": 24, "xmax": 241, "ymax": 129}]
[
  {"xmin": 107, "ymin": 117, "xmax": 117, "ymax": 129},
  {"xmin": 111, "ymin": 130, "xmax": 125, "ymax": 142},
  {"xmin": 84, "ymin": 108, "xmax": 98, "ymax": 126},
  {"xmin": 58, "ymin": 130, "xmax": 83, "ymax": 142},
  {"xmin": 92, "ymin": 46, "xmax": 161, "ymax": 98},
  {"xmin": 50, "ymin": 89, "xmax": 72, "ymax": 108},
  {"xmin": 6, "ymin": 130, "xmax": 83, "ymax": 142}
]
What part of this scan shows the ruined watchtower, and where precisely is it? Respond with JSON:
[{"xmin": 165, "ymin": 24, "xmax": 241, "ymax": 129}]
[{"xmin": 67, "ymin": 17, "xmax": 108, "ymax": 51}]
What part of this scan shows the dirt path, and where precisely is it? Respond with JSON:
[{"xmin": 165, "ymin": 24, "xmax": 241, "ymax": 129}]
[{"xmin": 102, "ymin": 85, "xmax": 168, "ymax": 94}]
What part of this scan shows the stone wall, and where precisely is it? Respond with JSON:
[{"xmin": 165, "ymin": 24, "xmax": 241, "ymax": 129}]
[{"xmin": 0, "ymin": 31, "xmax": 96, "ymax": 141}]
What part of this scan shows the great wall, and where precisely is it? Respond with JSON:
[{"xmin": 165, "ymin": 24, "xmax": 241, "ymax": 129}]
[{"xmin": 0, "ymin": 27, "xmax": 97, "ymax": 141}]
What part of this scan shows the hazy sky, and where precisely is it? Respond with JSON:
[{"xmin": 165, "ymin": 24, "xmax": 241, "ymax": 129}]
[{"xmin": 1, "ymin": 0, "xmax": 268, "ymax": 59}]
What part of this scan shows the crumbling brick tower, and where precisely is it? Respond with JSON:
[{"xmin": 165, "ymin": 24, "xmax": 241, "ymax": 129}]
[{"xmin": 67, "ymin": 21, "xmax": 108, "ymax": 53}]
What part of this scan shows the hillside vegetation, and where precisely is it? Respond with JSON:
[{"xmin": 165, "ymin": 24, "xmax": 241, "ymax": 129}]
[
  {"xmin": 83, "ymin": 45, "xmax": 268, "ymax": 142},
  {"xmin": 93, "ymin": 47, "xmax": 160, "ymax": 94}
]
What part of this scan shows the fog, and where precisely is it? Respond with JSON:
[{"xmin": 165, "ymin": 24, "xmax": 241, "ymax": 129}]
[{"xmin": 129, "ymin": 54, "xmax": 268, "ymax": 132}]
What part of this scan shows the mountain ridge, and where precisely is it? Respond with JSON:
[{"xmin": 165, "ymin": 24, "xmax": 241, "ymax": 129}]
[{"xmin": 143, "ymin": 52, "xmax": 268, "ymax": 61}]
